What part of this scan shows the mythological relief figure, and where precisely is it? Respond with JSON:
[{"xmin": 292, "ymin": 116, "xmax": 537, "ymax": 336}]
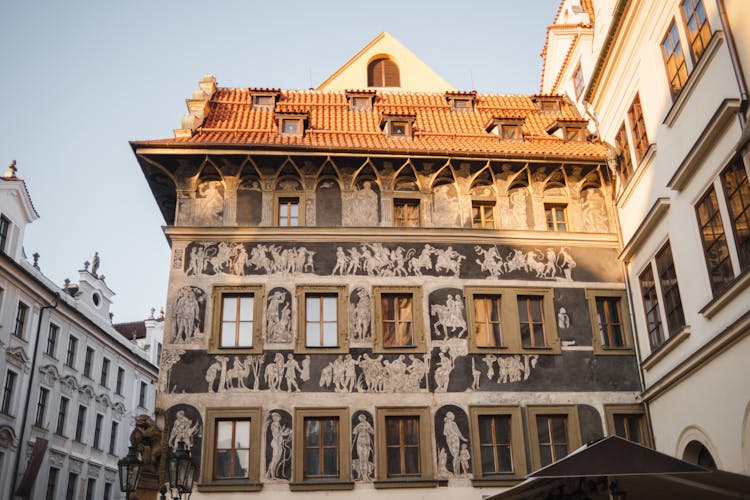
[
  {"xmin": 186, "ymin": 242, "xmax": 315, "ymax": 276},
  {"xmin": 195, "ymin": 180, "xmax": 224, "ymax": 224},
  {"xmin": 266, "ymin": 290, "xmax": 292, "ymax": 342},
  {"xmin": 471, "ymin": 358, "xmax": 481, "ymax": 391},
  {"xmin": 581, "ymin": 188, "xmax": 609, "ymax": 233},
  {"xmin": 433, "ymin": 183, "xmax": 460, "ymax": 227},
  {"xmin": 205, "ymin": 357, "xmax": 229, "ymax": 393},
  {"xmin": 558, "ymin": 307, "xmax": 570, "ymax": 329},
  {"xmin": 159, "ymin": 348, "xmax": 184, "ymax": 394},
  {"xmin": 474, "ymin": 246, "xmax": 577, "ymax": 281},
  {"xmin": 433, "ymin": 339, "xmax": 468, "ymax": 392},
  {"xmin": 508, "ymin": 188, "xmax": 529, "ymax": 229},
  {"xmin": 171, "ymin": 286, "xmax": 205, "ymax": 344},
  {"xmin": 352, "ymin": 413, "xmax": 375, "ymax": 481},
  {"xmin": 349, "ymin": 180, "xmax": 380, "ymax": 226},
  {"xmin": 169, "ymin": 411, "xmax": 201, "ymax": 452},
  {"xmin": 319, "ymin": 353, "xmax": 429, "ymax": 393},
  {"xmin": 483, "ymin": 354, "xmax": 539, "ymax": 384},
  {"xmin": 443, "ymin": 412, "xmax": 468, "ymax": 476},
  {"xmin": 431, "ymin": 294, "xmax": 467, "ymax": 338},
  {"xmin": 350, "ymin": 288, "xmax": 372, "ymax": 341},
  {"xmin": 265, "ymin": 412, "xmax": 292, "ymax": 480},
  {"xmin": 331, "ymin": 243, "xmax": 466, "ymax": 278}
]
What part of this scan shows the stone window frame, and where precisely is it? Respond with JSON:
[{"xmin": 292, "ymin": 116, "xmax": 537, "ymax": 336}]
[
  {"xmin": 295, "ymin": 285, "xmax": 349, "ymax": 354},
  {"xmin": 1, "ymin": 369, "xmax": 17, "ymax": 415},
  {"xmin": 12, "ymin": 301, "xmax": 28, "ymax": 339},
  {"xmin": 533, "ymin": 96, "xmax": 561, "ymax": 114},
  {"xmin": 468, "ymin": 406, "xmax": 527, "ymax": 485},
  {"xmin": 380, "ymin": 114, "xmax": 416, "ymax": 140},
  {"xmin": 680, "ymin": 0, "xmax": 712, "ymax": 64},
  {"xmin": 250, "ymin": 91, "xmax": 279, "ymax": 110},
  {"xmin": 372, "ymin": 286, "xmax": 426, "ymax": 354},
  {"xmin": 290, "ymin": 407, "xmax": 353, "ymax": 490},
  {"xmin": 445, "ymin": 92, "xmax": 476, "ymax": 112},
  {"xmin": 275, "ymin": 113, "xmax": 307, "ymax": 138},
  {"xmin": 374, "ymin": 406, "xmax": 436, "ymax": 489},
  {"xmin": 604, "ymin": 404, "xmax": 652, "ymax": 447},
  {"xmin": 346, "ymin": 91, "xmax": 375, "ymax": 111},
  {"xmin": 273, "ymin": 192, "xmax": 306, "ymax": 227},
  {"xmin": 83, "ymin": 347, "xmax": 95, "ymax": 379},
  {"xmin": 465, "ymin": 287, "xmax": 560, "ymax": 355},
  {"xmin": 471, "ymin": 200, "xmax": 497, "ymax": 229},
  {"xmin": 544, "ymin": 203, "xmax": 568, "ymax": 232},
  {"xmin": 209, "ymin": 285, "xmax": 265, "ymax": 355},
  {"xmin": 45, "ymin": 323, "xmax": 59, "ymax": 358},
  {"xmin": 199, "ymin": 407, "xmax": 263, "ymax": 492},
  {"xmin": 392, "ymin": 193, "xmax": 422, "ymax": 227},
  {"xmin": 65, "ymin": 335, "xmax": 78, "ymax": 369},
  {"xmin": 526, "ymin": 405, "xmax": 582, "ymax": 471},
  {"xmin": 585, "ymin": 289, "xmax": 635, "ymax": 355}
]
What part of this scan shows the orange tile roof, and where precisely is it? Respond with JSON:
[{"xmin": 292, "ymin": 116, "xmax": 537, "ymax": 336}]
[{"xmin": 135, "ymin": 88, "xmax": 606, "ymax": 161}]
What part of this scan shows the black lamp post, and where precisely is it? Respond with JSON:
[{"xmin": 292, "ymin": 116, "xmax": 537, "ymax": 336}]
[
  {"xmin": 163, "ymin": 440, "xmax": 195, "ymax": 500},
  {"xmin": 117, "ymin": 446, "xmax": 143, "ymax": 497}
]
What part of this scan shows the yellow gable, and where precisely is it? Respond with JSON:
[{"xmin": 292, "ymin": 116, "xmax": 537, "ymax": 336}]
[{"xmin": 317, "ymin": 32, "xmax": 454, "ymax": 92}]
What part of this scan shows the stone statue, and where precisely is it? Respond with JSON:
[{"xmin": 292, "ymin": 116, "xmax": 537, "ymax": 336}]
[
  {"xmin": 130, "ymin": 415, "xmax": 162, "ymax": 474},
  {"xmin": 91, "ymin": 252, "xmax": 100, "ymax": 278}
]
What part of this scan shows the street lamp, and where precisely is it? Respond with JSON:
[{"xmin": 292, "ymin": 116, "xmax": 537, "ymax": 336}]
[
  {"xmin": 164, "ymin": 440, "xmax": 195, "ymax": 500},
  {"xmin": 117, "ymin": 446, "xmax": 143, "ymax": 497}
]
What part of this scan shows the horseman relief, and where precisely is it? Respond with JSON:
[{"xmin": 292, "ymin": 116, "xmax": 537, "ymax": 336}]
[
  {"xmin": 474, "ymin": 245, "xmax": 577, "ymax": 280},
  {"xmin": 185, "ymin": 242, "xmax": 315, "ymax": 276},
  {"xmin": 331, "ymin": 243, "xmax": 465, "ymax": 277},
  {"xmin": 429, "ymin": 289, "xmax": 468, "ymax": 340}
]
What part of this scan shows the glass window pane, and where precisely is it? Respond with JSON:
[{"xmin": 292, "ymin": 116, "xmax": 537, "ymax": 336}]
[
  {"xmin": 306, "ymin": 323, "xmax": 321, "ymax": 347},
  {"xmin": 551, "ymin": 416, "xmax": 566, "ymax": 442},
  {"xmin": 237, "ymin": 323, "xmax": 253, "ymax": 346},
  {"xmin": 235, "ymin": 450, "xmax": 249, "ymax": 477},
  {"xmin": 307, "ymin": 297, "xmax": 320, "ymax": 321},
  {"xmin": 323, "ymin": 419, "xmax": 338, "ymax": 445},
  {"xmin": 235, "ymin": 421, "xmax": 250, "ymax": 448},
  {"xmin": 323, "ymin": 448, "xmax": 338, "ymax": 474},
  {"xmin": 306, "ymin": 419, "xmax": 320, "ymax": 446},
  {"xmin": 239, "ymin": 297, "xmax": 253, "ymax": 320},
  {"xmin": 539, "ymin": 446, "xmax": 552, "ymax": 467},
  {"xmin": 220, "ymin": 323, "xmax": 234, "ymax": 346},
  {"xmin": 385, "ymin": 418, "xmax": 400, "ymax": 445},
  {"xmin": 290, "ymin": 204, "xmax": 299, "ymax": 217},
  {"xmin": 536, "ymin": 417, "xmax": 550, "ymax": 442},
  {"xmin": 497, "ymin": 446, "xmax": 513, "ymax": 472},
  {"xmin": 305, "ymin": 449, "xmax": 320, "ymax": 476},
  {"xmin": 387, "ymin": 448, "xmax": 401, "ymax": 475},
  {"xmin": 404, "ymin": 447, "xmax": 420, "ymax": 474},
  {"xmin": 215, "ymin": 450, "xmax": 231, "ymax": 478},
  {"xmin": 478, "ymin": 417, "xmax": 493, "ymax": 443},
  {"xmin": 322, "ymin": 297, "xmax": 337, "ymax": 321},
  {"xmin": 323, "ymin": 323, "xmax": 337, "ymax": 346},
  {"xmin": 222, "ymin": 297, "xmax": 237, "ymax": 321},
  {"xmin": 216, "ymin": 421, "xmax": 233, "ymax": 448},
  {"xmin": 481, "ymin": 447, "xmax": 495, "ymax": 473},
  {"xmin": 403, "ymin": 418, "xmax": 419, "ymax": 445},
  {"xmin": 494, "ymin": 416, "xmax": 510, "ymax": 442}
]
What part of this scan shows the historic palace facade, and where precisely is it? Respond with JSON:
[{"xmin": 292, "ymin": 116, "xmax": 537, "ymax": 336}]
[{"xmin": 132, "ymin": 33, "xmax": 645, "ymax": 498}]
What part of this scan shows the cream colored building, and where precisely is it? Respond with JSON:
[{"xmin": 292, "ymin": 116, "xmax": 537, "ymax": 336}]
[{"xmin": 543, "ymin": 0, "xmax": 750, "ymax": 473}]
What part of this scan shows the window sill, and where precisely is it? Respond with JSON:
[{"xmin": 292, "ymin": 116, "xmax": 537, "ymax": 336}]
[
  {"xmin": 642, "ymin": 326, "xmax": 691, "ymax": 371},
  {"xmin": 0, "ymin": 411, "xmax": 15, "ymax": 420},
  {"xmin": 593, "ymin": 346, "xmax": 635, "ymax": 356},
  {"xmin": 11, "ymin": 334, "xmax": 28, "ymax": 344},
  {"xmin": 471, "ymin": 477, "xmax": 524, "ymax": 487},
  {"xmin": 663, "ymin": 31, "xmax": 724, "ymax": 127},
  {"xmin": 197, "ymin": 481, "xmax": 263, "ymax": 492},
  {"xmin": 374, "ymin": 478, "xmax": 439, "ymax": 489},
  {"xmin": 700, "ymin": 266, "xmax": 750, "ymax": 319},
  {"xmin": 208, "ymin": 346, "xmax": 264, "ymax": 356},
  {"xmin": 289, "ymin": 480, "xmax": 354, "ymax": 491},
  {"xmin": 294, "ymin": 345, "xmax": 350, "ymax": 355}
]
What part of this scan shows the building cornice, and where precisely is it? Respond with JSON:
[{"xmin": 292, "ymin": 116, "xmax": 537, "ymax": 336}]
[{"xmin": 619, "ymin": 197, "xmax": 670, "ymax": 262}]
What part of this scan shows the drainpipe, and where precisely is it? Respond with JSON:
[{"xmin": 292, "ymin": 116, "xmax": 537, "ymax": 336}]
[
  {"xmin": 717, "ymin": 0, "xmax": 748, "ymax": 127},
  {"xmin": 10, "ymin": 292, "xmax": 60, "ymax": 499}
]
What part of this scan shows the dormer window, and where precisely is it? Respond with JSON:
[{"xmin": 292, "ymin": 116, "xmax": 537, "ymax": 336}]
[
  {"xmin": 346, "ymin": 91, "xmax": 376, "ymax": 111},
  {"xmin": 445, "ymin": 91, "xmax": 477, "ymax": 112},
  {"xmin": 565, "ymin": 126, "xmax": 586, "ymax": 142},
  {"xmin": 486, "ymin": 118, "xmax": 524, "ymax": 142},
  {"xmin": 250, "ymin": 90, "xmax": 280, "ymax": 110},
  {"xmin": 533, "ymin": 96, "xmax": 562, "ymax": 114},
  {"xmin": 546, "ymin": 120, "xmax": 588, "ymax": 143},
  {"xmin": 275, "ymin": 113, "xmax": 307, "ymax": 138},
  {"xmin": 380, "ymin": 114, "xmax": 415, "ymax": 139}
]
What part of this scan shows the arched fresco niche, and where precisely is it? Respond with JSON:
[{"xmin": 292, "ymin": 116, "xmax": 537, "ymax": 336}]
[
  {"xmin": 435, "ymin": 405, "xmax": 471, "ymax": 478},
  {"xmin": 580, "ymin": 174, "xmax": 609, "ymax": 233},
  {"xmin": 506, "ymin": 169, "xmax": 533, "ymax": 230},
  {"xmin": 347, "ymin": 161, "xmax": 381, "ymax": 226},
  {"xmin": 393, "ymin": 161, "xmax": 420, "ymax": 192},
  {"xmin": 265, "ymin": 409, "xmax": 293, "ymax": 480},
  {"xmin": 315, "ymin": 162, "xmax": 342, "ymax": 226},
  {"xmin": 167, "ymin": 404, "xmax": 203, "ymax": 474},
  {"xmin": 431, "ymin": 164, "xmax": 460, "ymax": 227},
  {"xmin": 237, "ymin": 167, "xmax": 262, "ymax": 226},
  {"xmin": 470, "ymin": 167, "xmax": 497, "ymax": 229},
  {"xmin": 170, "ymin": 285, "xmax": 206, "ymax": 345},
  {"xmin": 351, "ymin": 410, "xmax": 375, "ymax": 481},
  {"xmin": 195, "ymin": 163, "xmax": 225, "ymax": 225}
]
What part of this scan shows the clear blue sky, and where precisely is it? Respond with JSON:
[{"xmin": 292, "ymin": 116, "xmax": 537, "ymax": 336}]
[{"xmin": 0, "ymin": 0, "xmax": 556, "ymax": 322}]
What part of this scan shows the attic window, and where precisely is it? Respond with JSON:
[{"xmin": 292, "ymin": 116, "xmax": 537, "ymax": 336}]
[
  {"xmin": 251, "ymin": 91, "xmax": 279, "ymax": 110},
  {"xmin": 486, "ymin": 119, "xmax": 524, "ymax": 142},
  {"xmin": 534, "ymin": 96, "xmax": 561, "ymax": 114},
  {"xmin": 346, "ymin": 91, "xmax": 375, "ymax": 111},
  {"xmin": 446, "ymin": 92, "xmax": 476, "ymax": 112},
  {"xmin": 564, "ymin": 126, "xmax": 585, "ymax": 142},
  {"xmin": 546, "ymin": 120, "xmax": 588, "ymax": 143},
  {"xmin": 380, "ymin": 114, "xmax": 415, "ymax": 139},
  {"xmin": 276, "ymin": 113, "xmax": 307, "ymax": 138},
  {"xmin": 368, "ymin": 58, "xmax": 400, "ymax": 87}
]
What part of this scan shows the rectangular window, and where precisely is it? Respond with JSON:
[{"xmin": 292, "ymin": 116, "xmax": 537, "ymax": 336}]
[
  {"xmin": 0, "ymin": 215, "xmax": 10, "ymax": 253},
  {"xmin": 65, "ymin": 336, "xmax": 78, "ymax": 368},
  {"xmin": 470, "ymin": 407, "xmax": 526, "ymax": 480},
  {"xmin": 65, "ymin": 472, "xmax": 78, "ymax": 500},
  {"xmin": 116, "ymin": 368, "xmax": 124, "ymax": 395},
  {"xmin": 1, "ymin": 370, "xmax": 16, "ymax": 414},
  {"xmin": 472, "ymin": 202, "xmax": 496, "ymax": 229},
  {"xmin": 544, "ymin": 204, "xmax": 567, "ymax": 231},
  {"xmin": 157, "ymin": 343, "xmax": 163, "ymax": 365},
  {"xmin": 306, "ymin": 295, "xmax": 337, "ymax": 347},
  {"xmin": 214, "ymin": 419, "xmax": 251, "ymax": 479},
  {"xmin": 605, "ymin": 405, "xmax": 651, "ymax": 446},
  {"xmin": 628, "ymin": 94, "xmax": 649, "ymax": 162},
  {"xmin": 94, "ymin": 414, "xmax": 103, "ymax": 449},
  {"xmin": 393, "ymin": 199, "xmax": 420, "ymax": 227},
  {"xmin": 109, "ymin": 421, "xmax": 118, "ymax": 455},
  {"xmin": 139, "ymin": 381, "xmax": 147, "ymax": 408},
  {"xmin": 201, "ymin": 408, "xmax": 262, "ymax": 486},
  {"xmin": 527, "ymin": 406, "xmax": 581, "ymax": 471},
  {"xmin": 85, "ymin": 478, "xmax": 96, "ymax": 500},
  {"xmin": 12, "ymin": 302, "xmax": 28, "ymax": 338},
  {"xmin": 696, "ymin": 187, "xmax": 734, "ymax": 294},
  {"xmin": 587, "ymin": 291, "xmax": 634, "ymax": 354},
  {"xmin": 277, "ymin": 197, "xmax": 300, "ymax": 226},
  {"xmin": 473, "ymin": 295, "xmax": 503, "ymax": 348},
  {"xmin": 500, "ymin": 124, "xmax": 522, "ymax": 140},
  {"xmin": 303, "ymin": 417, "xmax": 339, "ymax": 478},
  {"xmin": 655, "ymin": 243, "xmax": 686, "ymax": 334},
  {"xmin": 75, "ymin": 405, "xmax": 87, "ymax": 442},
  {"xmin": 681, "ymin": 0, "xmax": 711, "ymax": 62},
  {"xmin": 564, "ymin": 126, "xmax": 585, "ymax": 143},
  {"xmin": 517, "ymin": 295, "xmax": 547, "ymax": 348},
  {"xmin": 385, "ymin": 416, "xmax": 420, "ymax": 477},
  {"xmin": 639, "ymin": 265, "xmax": 665, "ymax": 350},
  {"xmin": 83, "ymin": 347, "xmax": 94, "ymax": 378},
  {"xmin": 46, "ymin": 467, "xmax": 59, "ymax": 500},
  {"xmin": 35, "ymin": 387, "xmax": 49, "ymax": 427},
  {"xmin": 103, "ymin": 482, "xmax": 112, "ymax": 500},
  {"xmin": 390, "ymin": 121, "xmax": 408, "ymax": 136},
  {"xmin": 56, "ymin": 397, "xmax": 69, "ymax": 436},
  {"xmin": 381, "ymin": 294, "xmax": 414, "ymax": 348},
  {"xmin": 572, "ymin": 63, "xmax": 585, "ymax": 99},
  {"xmin": 661, "ymin": 20, "xmax": 689, "ymax": 98},
  {"xmin": 615, "ymin": 123, "xmax": 634, "ymax": 184},
  {"xmin": 100, "ymin": 358, "xmax": 110, "ymax": 387},
  {"xmin": 350, "ymin": 96, "xmax": 372, "ymax": 111},
  {"xmin": 721, "ymin": 157, "xmax": 750, "ymax": 271},
  {"xmin": 46, "ymin": 324, "xmax": 59, "ymax": 357},
  {"xmin": 252, "ymin": 94, "xmax": 274, "ymax": 109},
  {"xmin": 210, "ymin": 286, "xmax": 263, "ymax": 354}
]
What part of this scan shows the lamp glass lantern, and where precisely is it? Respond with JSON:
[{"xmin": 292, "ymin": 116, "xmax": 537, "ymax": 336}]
[
  {"xmin": 117, "ymin": 446, "xmax": 143, "ymax": 494},
  {"xmin": 168, "ymin": 440, "xmax": 194, "ymax": 497}
]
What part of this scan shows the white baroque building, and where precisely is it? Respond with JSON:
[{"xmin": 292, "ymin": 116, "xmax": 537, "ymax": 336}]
[
  {"xmin": 543, "ymin": 0, "xmax": 750, "ymax": 473},
  {"xmin": 0, "ymin": 164, "xmax": 160, "ymax": 499}
]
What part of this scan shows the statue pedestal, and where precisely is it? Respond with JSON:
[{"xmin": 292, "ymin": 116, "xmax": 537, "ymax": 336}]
[{"xmin": 134, "ymin": 470, "xmax": 161, "ymax": 500}]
